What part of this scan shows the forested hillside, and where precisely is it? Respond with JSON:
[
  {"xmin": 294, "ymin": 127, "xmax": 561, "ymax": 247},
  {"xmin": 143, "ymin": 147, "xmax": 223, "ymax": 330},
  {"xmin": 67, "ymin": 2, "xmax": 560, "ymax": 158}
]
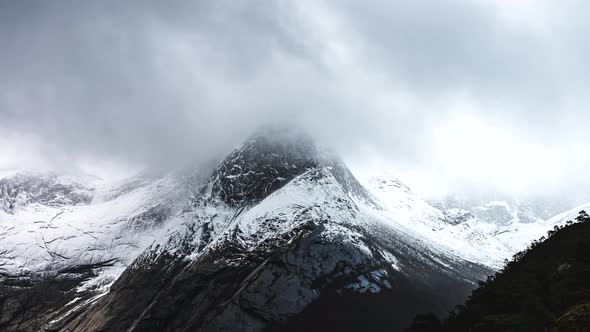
[{"xmin": 409, "ymin": 211, "xmax": 590, "ymax": 332}]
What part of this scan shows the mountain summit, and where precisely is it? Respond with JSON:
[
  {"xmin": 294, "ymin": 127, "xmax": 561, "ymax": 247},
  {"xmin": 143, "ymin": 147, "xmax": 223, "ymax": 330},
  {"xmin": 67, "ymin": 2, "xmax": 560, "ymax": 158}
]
[{"xmin": 202, "ymin": 127, "xmax": 371, "ymax": 208}]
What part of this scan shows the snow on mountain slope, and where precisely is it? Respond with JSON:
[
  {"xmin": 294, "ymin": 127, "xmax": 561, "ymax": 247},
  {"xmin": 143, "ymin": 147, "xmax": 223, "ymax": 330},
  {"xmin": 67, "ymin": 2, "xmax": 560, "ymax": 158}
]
[
  {"xmin": 355, "ymin": 172, "xmax": 510, "ymax": 268},
  {"xmin": 492, "ymin": 201, "xmax": 590, "ymax": 250},
  {"xmin": 430, "ymin": 195, "xmax": 577, "ymax": 225},
  {"xmin": 445, "ymin": 200, "xmax": 590, "ymax": 266},
  {"xmin": 357, "ymin": 171, "xmax": 590, "ymax": 269},
  {"xmin": 0, "ymin": 171, "xmax": 197, "ymax": 291}
]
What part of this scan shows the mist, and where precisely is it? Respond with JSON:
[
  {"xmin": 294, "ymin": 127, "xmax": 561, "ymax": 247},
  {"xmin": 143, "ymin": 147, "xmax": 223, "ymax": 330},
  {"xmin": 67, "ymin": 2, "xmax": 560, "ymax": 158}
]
[{"xmin": 2, "ymin": 0, "xmax": 590, "ymax": 199}]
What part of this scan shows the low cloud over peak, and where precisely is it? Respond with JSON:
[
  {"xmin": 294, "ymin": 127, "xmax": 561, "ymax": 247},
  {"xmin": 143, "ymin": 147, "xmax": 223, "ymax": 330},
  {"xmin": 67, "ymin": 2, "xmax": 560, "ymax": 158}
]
[{"xmin": 1, "ymin": 0, "xmax": 589, "ymax": 199}]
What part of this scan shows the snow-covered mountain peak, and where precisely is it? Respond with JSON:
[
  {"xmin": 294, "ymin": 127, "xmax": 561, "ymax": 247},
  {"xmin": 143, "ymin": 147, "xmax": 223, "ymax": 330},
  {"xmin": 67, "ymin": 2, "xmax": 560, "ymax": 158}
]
[
  {"xmin": 197, "ymin": 128, "xmax": 371, "ymax": 208},
  {"xmin": 55, "ymin": 137, "xmax": 489, "ymax": 332},
  {"xmin": 202, "ymin": 128, "xmax": 318, "ymax": 206}
]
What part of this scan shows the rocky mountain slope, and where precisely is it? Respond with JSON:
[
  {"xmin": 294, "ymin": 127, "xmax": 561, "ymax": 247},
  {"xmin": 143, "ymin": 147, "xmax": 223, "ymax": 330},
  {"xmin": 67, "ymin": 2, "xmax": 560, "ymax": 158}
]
[{"xmin": 51, "ymin": 129, "xmax": 487, "ymax": 332}]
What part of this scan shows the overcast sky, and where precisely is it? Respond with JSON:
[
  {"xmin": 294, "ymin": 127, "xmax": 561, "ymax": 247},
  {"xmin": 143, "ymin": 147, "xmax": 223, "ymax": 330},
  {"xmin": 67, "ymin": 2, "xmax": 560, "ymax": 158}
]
[{"xmin": 1, "ymin": 0, "xmax": 590, "ymax": 198}]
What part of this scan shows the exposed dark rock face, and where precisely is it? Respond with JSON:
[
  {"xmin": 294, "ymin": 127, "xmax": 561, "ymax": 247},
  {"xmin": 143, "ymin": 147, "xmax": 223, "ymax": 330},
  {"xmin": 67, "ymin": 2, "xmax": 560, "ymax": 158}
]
[
  {"xmin": 0, "ymin": 266, "xmax": 108, "ymax": 332},
  {"xmin": 204, "ymin": 128, "xmax": 371, "ymax": 208},
  {"xmin": 101, "ymin": 177, "xmax": 152, "ymax": 202},
  {"xmin": 207, "ymin": 129, "xmax": 319, "ymax": 207},
  {"xmin": 0, "ymin": 174, "xmax": 93, "ymax": 213},
  {"xmin": 63, "ymin": 218, "xmax": 487, "ymax": 332},
  {"xmin": 125, "ymin": 204, "xmax": 173, "ymax": 231}
]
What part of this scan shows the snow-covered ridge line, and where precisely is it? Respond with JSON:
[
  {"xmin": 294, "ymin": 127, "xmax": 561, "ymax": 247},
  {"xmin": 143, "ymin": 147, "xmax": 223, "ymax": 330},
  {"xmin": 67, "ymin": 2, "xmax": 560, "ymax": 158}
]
[{"xmin": 357, "ymin": 171, "xmax": 589, "ymax": 269}]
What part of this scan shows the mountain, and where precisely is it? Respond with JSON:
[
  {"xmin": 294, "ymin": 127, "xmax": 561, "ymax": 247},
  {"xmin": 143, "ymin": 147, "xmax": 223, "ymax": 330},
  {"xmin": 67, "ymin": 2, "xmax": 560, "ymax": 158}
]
[
  {"xmin": 430, "ymin": 195, "xmax": 579, "ymax": 225},
  {"xmin": 0, "ymin": 171, "xmax": 198, "ymax": 278},
  {"xmin": 359, "ymin": 181, "xmax": 588, "ymax": 269},
  {"xmin": 22, "ymin": 128, "xmax": 486, "ymax": 332},
  {"xmin": 1, "ymin": 129, "xmax": 582, "ymax": 331},
  {"xmin": 408, "ymin": 210, "xmax": 590, "ymax": 331},
  {"xmin": 0, "ymin": 169, "xmax": 208, "ymax": 331}
]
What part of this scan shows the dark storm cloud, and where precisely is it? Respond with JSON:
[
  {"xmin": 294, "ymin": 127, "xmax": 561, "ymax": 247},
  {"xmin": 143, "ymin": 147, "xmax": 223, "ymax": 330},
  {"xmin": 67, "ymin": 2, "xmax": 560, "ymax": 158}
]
[
  {"xmin": 1, "ymin": 0, "xmax": 590, "ymax": 195},
  {"xmin": 0, "ymin": 0, "xmax": 316, "ymax": 167},
  {"xmin": 0, "ymin": 0, "xmax": 421, "ymax": 170}
]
